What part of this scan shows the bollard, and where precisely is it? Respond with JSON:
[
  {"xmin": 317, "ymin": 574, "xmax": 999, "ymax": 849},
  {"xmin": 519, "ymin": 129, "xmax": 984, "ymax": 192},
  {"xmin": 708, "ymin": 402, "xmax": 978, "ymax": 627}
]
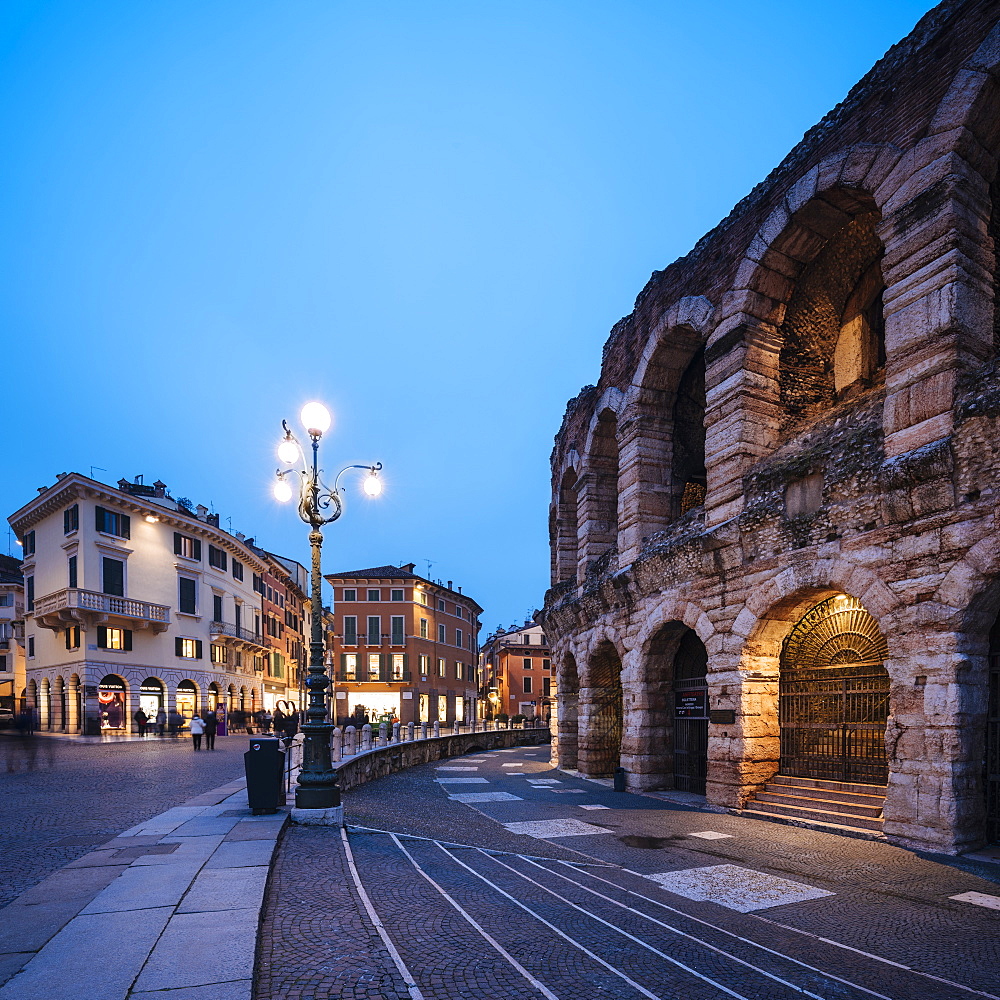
[
  {"xmin": 407, "ymin": 722, "xmax": 414, "ymax": 742},
  {"xmin": 454, "ymin": 720, "xmax": 461, "ymax": 736},
  {"xmin": 432, "ymin": 721, "xmax": 440, "ymax": 738},
  {"xmin": 345, "ymin": 725, "xmax": 356, "ymax": 757},
  {"xmin": 379, "ymin": 722, "xmax": 389, "ymax": 746},
  {"xmin": 332, "ymin": 726, "xmax": 343, "ymax": 762},
  {"xmin": 471, "ymin": 719, "xmax": 477, "ymax": 733},
  {"xmin": 614, "ymin": 767, "xmax": 627, "ymax": 792},
  {"xmin": 392, "ymin": 722, "xmax": 400, "ymax": 743},
  {"xmin": 420, "ymin": 722, "xmax": 428, "ymax": 740},
  {"xmin": 361, "ymin": 723, "xmax": 372, "ymax": 751}
]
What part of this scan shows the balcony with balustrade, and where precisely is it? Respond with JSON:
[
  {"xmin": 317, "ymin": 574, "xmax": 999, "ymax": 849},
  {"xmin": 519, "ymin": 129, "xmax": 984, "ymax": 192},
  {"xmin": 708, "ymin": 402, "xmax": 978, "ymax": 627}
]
[
  {"xmin": 32, "ymin": 588, "xmax": 171, "ymax": 634},
  {"xmin": 210, "ymin": 620, "xmax": 270, "ymax": 652}
]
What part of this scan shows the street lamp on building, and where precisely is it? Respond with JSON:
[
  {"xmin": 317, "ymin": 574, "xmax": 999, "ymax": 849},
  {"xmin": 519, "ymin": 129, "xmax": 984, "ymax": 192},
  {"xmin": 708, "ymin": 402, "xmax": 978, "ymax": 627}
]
[{"xmin": 273, "ymin": 401, "xmax": 382, "ymax": 810}]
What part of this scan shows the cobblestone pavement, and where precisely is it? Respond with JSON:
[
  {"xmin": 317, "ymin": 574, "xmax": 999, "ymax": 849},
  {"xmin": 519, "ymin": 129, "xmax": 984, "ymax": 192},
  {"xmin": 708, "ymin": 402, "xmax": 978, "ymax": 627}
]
[
  {"xmin": 258, "ymin": 745, "xmax": 1000, "ymax": 1000},
  {"xmin": 0, "ymin": 733, "xmax": 247, "ymax": 908}
]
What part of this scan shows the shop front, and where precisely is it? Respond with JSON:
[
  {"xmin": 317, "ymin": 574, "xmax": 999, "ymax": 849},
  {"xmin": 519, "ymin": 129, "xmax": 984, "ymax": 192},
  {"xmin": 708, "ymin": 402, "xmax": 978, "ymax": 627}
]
[
  {"xmin": 98, "ymin": 675, "xmax": 127, "ymax": 731},
  {"xmin": 139, "ymin": 678, "xmax": 165, "ymax": 721},
  {"xmin": 346, "ymin": 691, "xmax": 400, "ymax": 725},
  {"xmin": 176, "ymin": 680, "xmax": 198, "ymax": 720}
]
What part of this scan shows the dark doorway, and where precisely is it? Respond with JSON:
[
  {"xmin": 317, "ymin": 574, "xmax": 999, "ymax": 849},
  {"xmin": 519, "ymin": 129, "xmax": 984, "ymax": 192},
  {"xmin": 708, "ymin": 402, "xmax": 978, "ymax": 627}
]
[{"xmin": 673, "ymin": 631, "xmax": 708, "ymax": 794}]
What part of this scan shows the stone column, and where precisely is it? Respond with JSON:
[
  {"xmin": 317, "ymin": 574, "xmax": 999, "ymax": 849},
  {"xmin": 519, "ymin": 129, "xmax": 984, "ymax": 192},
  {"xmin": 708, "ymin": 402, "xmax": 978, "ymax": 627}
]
[{"xmin": 617, "ymin": 410, "xmax": 673, "ymax": 566}]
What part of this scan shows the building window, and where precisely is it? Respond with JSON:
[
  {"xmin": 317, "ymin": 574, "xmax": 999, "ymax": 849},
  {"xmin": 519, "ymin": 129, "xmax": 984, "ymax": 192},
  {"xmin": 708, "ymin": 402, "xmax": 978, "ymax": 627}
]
[
  {"xmin": 367, "ymin": 589, "xmax": 380, "ymax": 602},
  {"xmin": 0, "ymin": 594, "xmax": 10, "ymax": 607},
  {"xmin": 437, "ymin": 694, "xmax": 447, "ymax": 721},
  {"xmin": 419, "ymin": 654, "xmax": 430, "ymax": 677},
  {"xmin": 178, "ymin": 577, "xmax": 197, "ymax": 615},
  {"xmin": 68, "ymin": 555, "xmax": 78, "ymax": 589},
  {"xmin": 102, "ymin": 558, "xmax": 125, "ymax": 597},
  {"xmin": 96, "ymin": 506, "xmax": 130, "ymax": 538},
  {"xmin": 98, "ymin": 626, "xmax": 131, "ymax": 651},
  {"xmin": 523, "ymin": 676, "xmax": 532, "ymax": 694},
  {"xmin": 391, "ymin": 653, "xmax": 405, "ymax": 680},
  {"xmin": 174, "ymin": 533, "xmax": 201, "ymax": 560},
  {"xmin": 208, "ymin": 545, "xmax": 228, "ymax": 571},
  {"xmin": 541, "ymin": 635, "xmax": 547, "ymax": 645},
  {"xmin": 419, "ymin": 618, "xmax": 428, "ymax": 639},
  {"xmin": 343, "ymin": 616, "xmax": 357, "ymax": 645},
  {"xmin": 417, "ymin": 591, "xmax": 427, "ymax": 606},
  {"xmin": 455, "ymin": 661, "xmax": 463, "ymax": 680},
  {"xmin": 232, "ymin": 559, "xmax": 244, "ymax": 582},
  {"xmin": 252, "ymin": 573, "xmax": 263, "ymax": 593},
  {"xmin": 368, "ymin": 653, "xmax": 380, "ymax": 680},
  {"xmin": 543, "ymin": 677, "xmax": 551, "ymax": 696},
  {"xmin": 437, "ymin": 657, "xmax": 446, "ymax": 677},
  {"xmin": 344, "ymin": 588, "xmax": 357, "ymax": 601},
  {"xmin": 456, "ymin": 629, "xmax": 463, "ymax": 648},
  {"xmin": 0, "ymin": 656, "xmax": 6, "ymax": 672},
  {"xmin": 22, "ymin": 531, "xmax": 35, "ymax": 556},
  {"xmin": 235, "ymin": 650, "xmax": 242, "ymax": 667},
  {"xmin": 391, "ymin": 589, "xmax": 404, "ymax": 601},
  {"xmin": 367, "ymin": 616, "xmax": 381, "ymax": 644},
  {"xmin": 213, "ymin": 594, "xmax": 224, "ymax": 622},
  {"xmin": 343, "ymin": 653, "xmax": 357, "ymax": 680},
  {"xmin": 271, "ymin": 651, "xmax": 284, "ymax": 679},
  {"xmin": 27, "ymin": 636, "xmax": 34, "ymax": 658},
  {"xmin": 523, "ymin": 658, "xmax": 532, "ymax": 670},
  {"xmin": 438, "ymin": 599, "xmax": 445, "ymax": 611},
  {"xmin": 175, "ymin": 637, "xmax": 202, "ymax": 659},
  {"xmin": 26, "ymin": 577, "xmax": 34, "ymax": 612},
  {"xmin": 63, "ymin": 504, "xmax": 79, "ymax": 534},
  {"xmin": 438, "ymin": 624, "xmax": 446, "ymax": 643},
  {"xmin": 391, "ymin": 616, "xmax": 404, "ymax": 645},
  {"xmin": 211, "ymin": 643, "xmax": 228, "ymax": 664},
  {"xmin": 65, "ymin": 626, "xmax": 80, "ymax": 650},
  {"xmin": 542, "ymin": 658, "xmax": 550, "ymax": 671}
]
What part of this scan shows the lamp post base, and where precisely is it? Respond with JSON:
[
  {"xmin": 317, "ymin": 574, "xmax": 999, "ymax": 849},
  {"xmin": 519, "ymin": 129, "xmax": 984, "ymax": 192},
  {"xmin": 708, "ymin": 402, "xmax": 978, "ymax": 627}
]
[
  {"xmin": 291, "ymin": 804, "xmax": 344, "ymax": 827},
  {"xmin": 294, "ymin": 785, "xmax": 341, "ymax": 810}
]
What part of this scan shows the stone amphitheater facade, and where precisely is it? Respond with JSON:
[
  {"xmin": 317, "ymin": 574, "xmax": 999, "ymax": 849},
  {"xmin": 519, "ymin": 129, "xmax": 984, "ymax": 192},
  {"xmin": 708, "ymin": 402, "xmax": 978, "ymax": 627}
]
[{"xmin": 538, "ymin": 0, "xmax": 1000, "ymax": 853}]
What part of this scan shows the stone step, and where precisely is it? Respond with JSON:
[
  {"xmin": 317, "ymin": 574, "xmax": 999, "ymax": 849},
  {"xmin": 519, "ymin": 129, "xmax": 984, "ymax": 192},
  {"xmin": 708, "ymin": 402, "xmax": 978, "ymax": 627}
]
[
  {"xmin": 774, "ymin": 774, "xmax": 887, "ymax": 797},
  {"xmin": 749, "ymin": 798, "xmax": 884, "ymax": 832},
  {"xmin": 739, "ymin": 808, "xmax": 885, "ymax": 842},
  {"xmin": 756, "ymin": 790, "xmax": 883, "ymax": 818},
  {"xmin": 763, "ymin": 782, "xmax": 886, "ymax": 809}
]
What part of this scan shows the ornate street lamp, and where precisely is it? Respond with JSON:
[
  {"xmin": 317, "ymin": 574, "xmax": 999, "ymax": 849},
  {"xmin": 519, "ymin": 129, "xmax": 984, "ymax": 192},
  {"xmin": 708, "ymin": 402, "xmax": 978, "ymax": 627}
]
[{"xmin": 273, "ymin": 401, "xmax": 382, "ymax": 810}]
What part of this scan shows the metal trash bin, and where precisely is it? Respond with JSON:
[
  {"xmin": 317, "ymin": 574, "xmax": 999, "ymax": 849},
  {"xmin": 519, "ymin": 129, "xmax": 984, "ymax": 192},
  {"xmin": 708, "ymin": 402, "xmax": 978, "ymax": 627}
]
[
  {"xmin": 614, "ymin": 766, "xmax": 627, "ymax": 792},
  {"xmin": 245, "ymin": 737, "xmax": 286, "ymax": 815}
]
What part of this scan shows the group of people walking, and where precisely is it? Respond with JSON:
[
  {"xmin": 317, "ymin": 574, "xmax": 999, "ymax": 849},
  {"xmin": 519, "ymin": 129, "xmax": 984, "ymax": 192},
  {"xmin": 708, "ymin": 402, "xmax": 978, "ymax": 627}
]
[{"xmin": 130, "ymin": 705, "xmax": 300, "ymax": 750}]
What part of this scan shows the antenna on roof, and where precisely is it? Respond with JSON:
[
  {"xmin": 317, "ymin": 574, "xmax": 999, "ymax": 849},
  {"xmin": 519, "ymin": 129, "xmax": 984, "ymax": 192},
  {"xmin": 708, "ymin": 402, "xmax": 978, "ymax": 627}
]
[
  {"xmin": 90, "ymin": 466, "xmax": 107, "ymax": 480},
  {"xmin": 424, "ymin": 559, "xmax": 435, "ymax": 578}
]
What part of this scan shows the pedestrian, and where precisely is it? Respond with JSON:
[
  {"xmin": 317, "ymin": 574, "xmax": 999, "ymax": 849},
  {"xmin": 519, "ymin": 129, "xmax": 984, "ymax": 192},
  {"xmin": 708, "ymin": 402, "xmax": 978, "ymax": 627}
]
[
  {"xmin": 168, "ymin": 710, "xmax": 183, "ymax": 737},
  {"xmin": 155, "ymin": 707, "xmax": 166, "ymax": 736},
  {"xmin": 189, "ymin": 714, "xmax": 205, "ymax": 751},
  {"xmin": 134, "ymin": 708, "xmax": 148, "ymax": 737},
  {"xmin": 202, "ymin": 710, "xmax": 218, "ymax": 750},
  {"xmin": 272, "ymin": 707, "xmax": 285, "ymax": 736}
]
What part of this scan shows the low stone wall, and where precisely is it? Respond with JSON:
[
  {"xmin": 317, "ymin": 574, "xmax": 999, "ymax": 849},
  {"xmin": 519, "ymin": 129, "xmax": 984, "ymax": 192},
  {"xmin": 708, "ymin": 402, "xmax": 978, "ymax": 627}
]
[{"xmin": 334, "ymin": 726, "xmax": 551, "ymax": 793}]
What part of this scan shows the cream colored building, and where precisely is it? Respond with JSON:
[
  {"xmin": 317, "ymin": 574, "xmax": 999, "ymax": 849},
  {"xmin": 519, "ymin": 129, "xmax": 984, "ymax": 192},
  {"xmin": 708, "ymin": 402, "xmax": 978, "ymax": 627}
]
[
  {"xmin": 8, "ymin": 473, "xmax": 271, "ymax": 733},
  {"xmin": 0, "ymin": 554, "xmax": 25, "ymax": 716}
]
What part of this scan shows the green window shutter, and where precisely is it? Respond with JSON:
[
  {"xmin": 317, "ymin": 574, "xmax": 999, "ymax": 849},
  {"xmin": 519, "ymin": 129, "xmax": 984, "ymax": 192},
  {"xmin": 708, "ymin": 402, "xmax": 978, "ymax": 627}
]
[
  {"xmin": 402, "ymin": 652, "xmax": 410, "ymax": 682},
  {"xmin": 193, "ymin": 539, "xmax": 202, "ymax": 560},
  {"xmin": 340, "ymin": 653, "xmax": 347, "ymax": 681},
  {"xmin": 97, "ymin": 626, "xmax": 107, "ymax": 648},
  {"xmin": 65, "ymin": 628, "xmax": 72, "ymax": 650},
  {"xmin": 123, "ymin": 630, "xmax": 132, "ymax": 651},
  {"xmin": 121, "ymin": 513, "xmax": 131, "ymax": 539},
  {"xmin": 95, "ymin": 506, "xmax": 105, "ymax": 532},
  {"xmin": 379, "ymin": 654, "xmax": 386, "ymax": 682},
  {"xmin": 175, "ymin": 637, "xmax": 183, "ymax": 657},
  {"xmin": 174, "ymin": 532, "xmax": 182, "ymax": 555},
  {"xmin": 195, "ymin": 640, "xmax": 203, "ymax": 659}
]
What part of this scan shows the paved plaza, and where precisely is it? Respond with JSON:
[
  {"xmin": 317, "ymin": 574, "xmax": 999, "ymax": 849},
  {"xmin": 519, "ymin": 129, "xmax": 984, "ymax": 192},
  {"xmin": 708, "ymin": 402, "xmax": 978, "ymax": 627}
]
[{"xmin": 1, "ymin": 734, "xmax": 999, "ymax": 999}]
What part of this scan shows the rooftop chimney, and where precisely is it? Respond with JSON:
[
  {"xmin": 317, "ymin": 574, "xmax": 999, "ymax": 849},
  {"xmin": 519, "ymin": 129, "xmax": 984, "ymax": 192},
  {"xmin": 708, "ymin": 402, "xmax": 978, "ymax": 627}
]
[
  {"xmin": 447, "ymin": 580, "xmax": 452, "ymax": 590},
  {"xmin": 196, "ymin": 504, "xmax": 209, "ymax": 519}
]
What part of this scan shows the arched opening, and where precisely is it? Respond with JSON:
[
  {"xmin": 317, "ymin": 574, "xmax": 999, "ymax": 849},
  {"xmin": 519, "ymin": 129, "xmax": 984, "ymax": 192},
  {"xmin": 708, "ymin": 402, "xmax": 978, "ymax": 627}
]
[
  {"xmin": 987, "ymin": 615, "xmax": 1000, "ymax": 844},
  {"xmin": 208, "ymin": 682, "xmax": 220, "ymax": 712},
  {"xmin": 39, "ymin": 679, "xmax": 50, "ymax": 730},
  {"xmin": 557, "ymin": 652, "xmax": 579, "ymax": 769},
  {"xmin": 98, "ymin": 675, "xmax": 127, "ymax": 731},
  {"xmin": 580, "ymin": 410, "xmax": 620, "ymax": 568},
  {"xmin": 555, "ymin": 468, "xmax": 580, "ymax": 584},
  {"xmin": 580, "ymin": 642, "xmax": 622, "ymax": 776},
  {"xmin": 53, "ymin": 676, "xmax": 66, "ymax": 732},
  {"xmin": 671, "ymin": 348, "xmax": 707, "ymax": 516},
  {"xmin": 779, "ymin": 208, "xmax": 885, "ymax": 424},
  {"xmin": 643, "ymin": 623, "xmax": 708, "ymax": 794},
  {"xmin": 779, "ymin": 594, "xmax": 889, "ymax": 784},
  {"xmin": 140, "ymin": 678, "xmax": 165, "ymax": 720},
  {"xmin": 176, "ymin": 680, "xmax": 198, "ymax": 721}
]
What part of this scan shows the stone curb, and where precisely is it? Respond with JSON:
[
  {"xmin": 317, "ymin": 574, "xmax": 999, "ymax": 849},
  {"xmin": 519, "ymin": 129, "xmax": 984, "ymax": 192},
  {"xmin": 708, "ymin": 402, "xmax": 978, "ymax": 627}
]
[{"xmin": 0, "ymin": 774, "xmax": 287, "ymax": 1000}]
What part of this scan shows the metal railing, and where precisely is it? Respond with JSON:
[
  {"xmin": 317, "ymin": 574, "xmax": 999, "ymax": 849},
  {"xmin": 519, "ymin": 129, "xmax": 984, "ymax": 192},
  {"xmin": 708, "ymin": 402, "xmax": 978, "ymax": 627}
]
[{"xmin": 210, "ymin": 621, "xmax": 269, "ymax": 647}]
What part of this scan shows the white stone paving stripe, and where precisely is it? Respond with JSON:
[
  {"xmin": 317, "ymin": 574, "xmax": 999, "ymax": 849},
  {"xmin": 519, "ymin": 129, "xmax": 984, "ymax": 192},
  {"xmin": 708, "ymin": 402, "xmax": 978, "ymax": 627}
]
[
  {"xmin": 645, "ymin": 864, "xmax": 832, "ymax": 913},
  {"xmin": 579, "ymin": 804, "xmax": 610, "ymax": 810},
  {"xmin": 950, "ymin": 891, "xmax": 1000, "ymax": 911},
  {"xmin": 503, "ymin": 819, "xmax": 612, "ymax": 839},
  {"xmin": 688, "ymin": 831, "xmax": 734, "ymax": 840},
  {"xmin": 448, "ymin": 792, "xmax": 524, "ymax": 803},
  {"xmin": 389, "ymin": 835, "xmax": 561, "ymax": 1000},
  {"xmin": 501, "ymin": 763, "xmax": 524, "ymax": 768},
  {"xmin": 435, "ymin": 777, "xmax": 489, "ymax": 784},
  {"xmin": 435, "ymin": 767, "xmax": 479, "ymax": 771}
]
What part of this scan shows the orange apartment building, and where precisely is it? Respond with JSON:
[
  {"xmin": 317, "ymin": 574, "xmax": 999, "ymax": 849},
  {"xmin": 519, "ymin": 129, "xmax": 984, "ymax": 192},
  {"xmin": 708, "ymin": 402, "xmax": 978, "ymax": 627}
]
[
  {"xmin": 325, "ymin": 564, "xmax": 482, "ymax": 726},
  {"xmin": 252, "ymin": 551, "xmax": 307, "ymax": 713},
  {"xmin": 478, "ymin": 620, "xmax": 551, "ymax": 721}
]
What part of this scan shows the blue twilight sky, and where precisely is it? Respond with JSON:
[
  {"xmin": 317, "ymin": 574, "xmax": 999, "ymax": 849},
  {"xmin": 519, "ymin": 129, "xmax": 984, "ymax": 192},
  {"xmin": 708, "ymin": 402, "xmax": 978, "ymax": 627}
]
[{"xmin": 0, "ymin": 0, "xmax": 934, "ymax": 632}]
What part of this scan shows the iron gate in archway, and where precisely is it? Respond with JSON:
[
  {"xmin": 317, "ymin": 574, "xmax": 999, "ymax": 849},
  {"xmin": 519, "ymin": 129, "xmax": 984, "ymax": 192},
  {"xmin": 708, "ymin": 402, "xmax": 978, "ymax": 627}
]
[{"xmin": 779, "ymin": 596, "xmax": 890, "ymax": 785}]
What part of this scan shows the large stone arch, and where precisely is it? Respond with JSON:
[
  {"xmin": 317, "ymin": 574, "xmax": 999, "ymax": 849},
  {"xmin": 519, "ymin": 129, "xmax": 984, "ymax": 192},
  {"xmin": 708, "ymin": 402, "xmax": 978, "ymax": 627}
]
[
  {"xmin": 553, "ymin": 646, "xmax": 580, "ymax": 770},
  {"xmin": 553, "ymin": 463, "xmax": 581, "ymax": 586},
  {"xmin": 578, "ymin": 397, "xmax": 624, "ymax": 575},
  {"xmin": 618, "ymin": 296, "xmax": 715, "ymax": 564}
]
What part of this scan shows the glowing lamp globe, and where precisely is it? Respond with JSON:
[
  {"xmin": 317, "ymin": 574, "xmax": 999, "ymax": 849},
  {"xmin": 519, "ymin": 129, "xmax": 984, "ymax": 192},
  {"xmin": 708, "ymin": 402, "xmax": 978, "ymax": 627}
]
[
  {"xmin": 273, "ymin": 478, "xmax": 293, "ymax": 503},
  {"xmin": 300, "ymin": 401, "xmax": 332, "ymax": 437},
  {"xmin": 363, "ymin": 472, "xmax": 382, "ymax": 497},
  {"xmin": 277, "ymin": 438, "xmax": 299, "ymax": 464}
]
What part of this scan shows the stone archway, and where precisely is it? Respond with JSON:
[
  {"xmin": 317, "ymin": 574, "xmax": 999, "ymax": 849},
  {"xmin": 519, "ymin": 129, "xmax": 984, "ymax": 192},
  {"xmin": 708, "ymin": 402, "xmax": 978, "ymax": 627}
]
[
  {"xmin": 556, "ymin": 651, "xmax": 579, "ymax": 769},
  {"xmin": 579, "ymin": 641, "xmax": 623, "ymax": 777},
  {"xmin": 778, "ymin": 594, "xmax": 890, "ymax": 785}
]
